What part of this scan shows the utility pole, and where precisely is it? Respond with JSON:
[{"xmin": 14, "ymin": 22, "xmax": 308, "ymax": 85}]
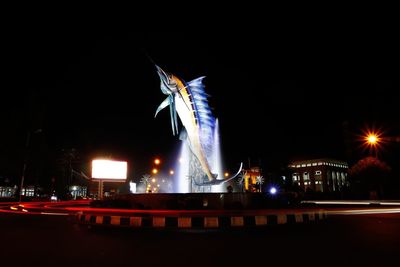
[{"xmin": 19, "ymin": 129, "xmax": 42, "ymax": 202}]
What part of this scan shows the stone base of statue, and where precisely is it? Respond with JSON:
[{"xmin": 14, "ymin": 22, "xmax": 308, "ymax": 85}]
[{"xmin": 189, "ymin": 151, "xmax": 211, "ymax": 193}]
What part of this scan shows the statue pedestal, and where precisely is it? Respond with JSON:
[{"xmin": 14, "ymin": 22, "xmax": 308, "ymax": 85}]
[{"xmin": 189, "ymin": 150, "xmax": 211, "ymax": 192}]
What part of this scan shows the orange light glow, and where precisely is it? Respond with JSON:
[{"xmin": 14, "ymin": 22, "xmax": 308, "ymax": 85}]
[
  {"xmin": 169, "ymin": 170, "xmax": 174, "ymax": 175},
  {"xmin": 152, "ymin": 168, "xmax": 158, "ymax": 174},
  {"xmin": 363, "ymin": 131, "xmax": 382, "ymax": 147},
  {"xmin": 224, "ymin": 172, "xmax": 229, "ymax": 177},
  {"xmin": 360, "ymin": 128, "xmax": 385, "ymax": 156},
  {"xmin": 154, "ymin": 158, "xmax": 161, "ymax": 165},
  {"xmin": 367, "ymin": 134, "xmax": 378, "ymax": 145}
]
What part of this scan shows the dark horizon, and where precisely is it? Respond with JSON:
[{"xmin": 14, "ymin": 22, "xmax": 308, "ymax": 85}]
[{"xmin": 1, "ymin": 29, "xmax": 399, "ymax": 185}]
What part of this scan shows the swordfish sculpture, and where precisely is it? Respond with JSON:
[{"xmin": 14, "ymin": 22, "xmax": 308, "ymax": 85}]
[{"xmin": 154, "ymin": 65, "xmax": 242, "ymax": 187}]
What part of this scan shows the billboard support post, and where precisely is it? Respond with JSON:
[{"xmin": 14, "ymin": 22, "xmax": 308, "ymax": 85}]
[
  {"xmin": 91, "ymin": 160, "xmax": 128, "ymax": 200},
  {"xmin": 98, "ymin": 179, "xmax": 104, "ymax": 200}
]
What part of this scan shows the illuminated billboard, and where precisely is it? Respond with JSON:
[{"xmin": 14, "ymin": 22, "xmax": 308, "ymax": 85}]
[{"xmin": 92, "ymin": 160, "xmax": 127, "ymax": 180}]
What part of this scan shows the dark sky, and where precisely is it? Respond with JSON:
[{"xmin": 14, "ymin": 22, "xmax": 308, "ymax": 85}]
[{"xmin": 1, "ymin": 25, "xmax": 399, "ymax": 182}]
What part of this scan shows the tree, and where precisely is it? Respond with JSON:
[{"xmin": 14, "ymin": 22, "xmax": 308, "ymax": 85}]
[
  {"xmin": 256, "ymin": 175, "xmax": 264, "ymax": 192},
  {"xmin": 348, "ymin": 156, "xmax": 391, "ymax": 198},
  {"xmin": 140, "ymin": 174, "xmax": 151, "ymax": 193},
  {"xmin": 56, "ymin": 148, "xmax": 80, "ymax": 199}
]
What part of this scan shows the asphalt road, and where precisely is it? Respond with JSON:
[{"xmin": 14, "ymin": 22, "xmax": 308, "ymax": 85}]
[{"xmin": 1, "ymin": 213, "xmax": 399, "ymax": 266}]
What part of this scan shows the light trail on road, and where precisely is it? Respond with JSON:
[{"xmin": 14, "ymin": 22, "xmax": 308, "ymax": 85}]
[
  {"xmin": 328, "ymin": 208, "xmax": 400, "ymax": 215},
  {"xmin": 2, "ymin": 200, "xmax": 400, "ymax": 217}
]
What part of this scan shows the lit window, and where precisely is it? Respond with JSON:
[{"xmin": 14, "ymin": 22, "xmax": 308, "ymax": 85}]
[
  {"xmin": 318, "ymin": 162, "xmax": 323, "ymax": 165},
  {"xmin": 296, "ymin": 165, "xmax": 301, "ymax": 168},
  {"xmin": 306, "ymin": 163, "xmax": 311, "ymax": 167},
  {"xmin": 301, "ymin": 164, "xmax": 306, "ymax": 167},
  {"xmin": 315, "ymin": 170, "xmax": 322, "ymax": 175},
  {"xmin": 312, "ymin": 163, "xmax": 317, "ymax": 166}
]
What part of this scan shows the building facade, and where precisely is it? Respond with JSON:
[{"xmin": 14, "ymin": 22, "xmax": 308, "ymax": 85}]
[
  {"xmin": 243, "ymin": 167, "xmax": 262, "ymax": 192},
  {"xmin": 288, "ymin": 158, "xmax": 348, "ymax": 192}
]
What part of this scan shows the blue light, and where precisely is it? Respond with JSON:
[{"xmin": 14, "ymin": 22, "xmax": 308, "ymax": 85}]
[{"xmin": 269, "ymin": 187, "xmax": 277, "ymax": 195}]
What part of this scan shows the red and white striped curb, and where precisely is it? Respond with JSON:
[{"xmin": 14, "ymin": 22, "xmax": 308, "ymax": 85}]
[{"xmin": 76, "ymin": 210, "xmax": 327, "ymax": 228}]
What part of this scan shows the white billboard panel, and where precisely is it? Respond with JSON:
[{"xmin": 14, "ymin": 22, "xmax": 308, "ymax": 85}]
[{"xmin": 92, "ymin": 160, "xmax": 127, "ymax": 180}]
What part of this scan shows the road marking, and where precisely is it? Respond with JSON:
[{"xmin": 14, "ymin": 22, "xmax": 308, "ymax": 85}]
[
  {"xmin": 130, "ymin": 217, "xmax": 142, "ymax": 227},
  {"xmin": 178, "ymin": 217, "xmax": 191, "ymax": 228},
  {"xmin": 111, "ymin": 216, "xmax": 121, "ymax": 225},
  {"xmin": 40, "ymin": 212, "xmax": 69, "ymax": 216},
  {"xmin": 231, "ymin": 216, "xmax": 244, "ymax": 227},
  {"xmin": 96, "ymin": 216, "xmax": 103, "ymax": 224},
  {"xmin": 255, "ymin": 215, "xmax": 267, "ymax": 225},
  {"xmin": 153, "ymin": 217, "xmax": 166, "ymax": 227},
  {"xmin": 204, "ymin": 217, "xmax": 219, "ymax": 228},
  {"xmin": 277, "ymin": 214, "xmax": 287, "ymax": 224}
]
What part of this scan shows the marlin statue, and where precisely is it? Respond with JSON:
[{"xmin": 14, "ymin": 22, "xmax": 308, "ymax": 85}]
[{"xmin": 154, "ymin": 65, "xmax": 242, "ymax": 185}]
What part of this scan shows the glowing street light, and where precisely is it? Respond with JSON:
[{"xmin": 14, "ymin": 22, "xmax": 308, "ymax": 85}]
[
  {"xmin": 363, "ymin": 129, "xmax": 382, "ymax": 147},
  {"xmin": 152, "ymin": 168, "xmax": 158, "ymax": 174},
  {"xmin": 224, "ymin": 172, "xmax": 229, "ymax": 178},
  {"xmin": 154, "ymin": 158, "xmax": 161, "ymax": 165},
  {"xmin": 169, "ymin": 170, "xmax": 174, "ymax": 175},
  {"xmin": 366, "ymin": 134, "xmax": 379, "ymax": 145},
  {"xmin": 362, "ymin": 129, "xmax": 383, "ymax": 157},
  {"xmin": 269, "ymin": 187, "xmax": 277, "ymax": 195}
]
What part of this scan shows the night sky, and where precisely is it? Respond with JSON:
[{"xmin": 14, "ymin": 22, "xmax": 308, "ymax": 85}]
[{"xmin": 1, "ymin": 25, "xmax": 399, "ymax": 183}]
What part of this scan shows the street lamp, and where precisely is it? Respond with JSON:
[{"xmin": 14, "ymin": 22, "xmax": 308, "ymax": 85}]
[
  {"xmin": 19, "ymin": 128, "xmax": 42, "ymax": 202},
  {"xmin": 363, "ymin": 131, "xmax": 382, "ymax": 157},
  {"xmin": 366, "ymin": 133, "xmax": 379, "ymax": 146}
]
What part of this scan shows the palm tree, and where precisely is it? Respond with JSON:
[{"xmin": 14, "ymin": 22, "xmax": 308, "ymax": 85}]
[
  {"xmin": 256, "ymin": 175, "xmax": 264, "ymax": 192},
  {"xmin": 140, "ymin": 174, "xmax": 151, "ymax": 192}
]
